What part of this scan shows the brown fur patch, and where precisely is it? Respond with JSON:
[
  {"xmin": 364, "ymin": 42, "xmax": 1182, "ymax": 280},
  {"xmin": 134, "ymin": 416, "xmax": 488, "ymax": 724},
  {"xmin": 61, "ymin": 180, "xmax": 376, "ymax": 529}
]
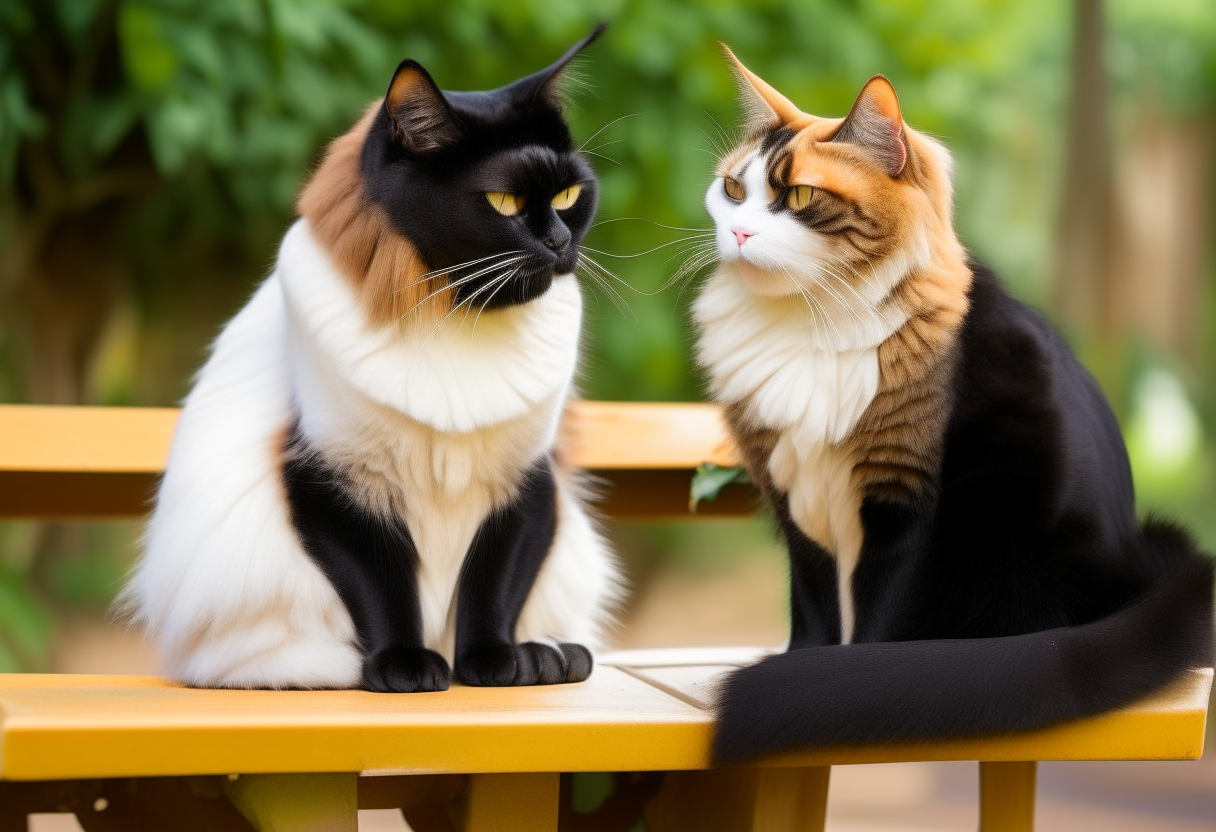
[{"xmin": 297, "ymin": 102, "xmax": 449, "ymax": 329}]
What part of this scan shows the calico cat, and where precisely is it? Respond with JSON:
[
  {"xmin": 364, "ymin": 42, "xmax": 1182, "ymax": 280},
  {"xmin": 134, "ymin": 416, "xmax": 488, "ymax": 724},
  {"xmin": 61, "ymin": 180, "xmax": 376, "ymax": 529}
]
[
  {"xmin": 695, "ymin": 48, "xmax": 1213, "ymax": 762},
  {"xmin": 121, "ymin": 26, "xmax": 621, "ymax": 692}
]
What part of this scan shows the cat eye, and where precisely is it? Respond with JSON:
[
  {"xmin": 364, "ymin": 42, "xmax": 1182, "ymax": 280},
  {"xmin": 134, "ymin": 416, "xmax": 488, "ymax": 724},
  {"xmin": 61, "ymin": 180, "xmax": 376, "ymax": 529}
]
[
  {"xmin": 551, "ymin": 185, "xmax": 582, "ymax": 211},
  {"xmin": 723, "ymin": 177, "xmax": 746, "ymax": 202},
  {"xmin": 486, "ymin": 192, "xmax": 525, "ymax": 216},
  {"xmin": 786, "ymin": 185, "xmax": 814, "ymax": 211}
]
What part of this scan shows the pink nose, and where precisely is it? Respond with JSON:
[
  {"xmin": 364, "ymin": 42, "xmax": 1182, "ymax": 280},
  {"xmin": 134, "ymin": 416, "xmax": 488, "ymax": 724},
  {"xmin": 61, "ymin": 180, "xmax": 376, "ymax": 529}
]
[{"xmin": 732, "ymin": 227, "xmax": 755, "ymax": 247}]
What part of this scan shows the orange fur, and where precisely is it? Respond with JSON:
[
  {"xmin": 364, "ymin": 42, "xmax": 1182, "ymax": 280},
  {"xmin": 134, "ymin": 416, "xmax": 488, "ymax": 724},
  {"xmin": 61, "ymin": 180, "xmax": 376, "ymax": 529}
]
[
  {"xmin": 297, "ymin": 102, "xmax": 450, "ymax": 329},
  {"xmin": 718, "ymin": 59, "xmax": 974, "ymax": 502}
]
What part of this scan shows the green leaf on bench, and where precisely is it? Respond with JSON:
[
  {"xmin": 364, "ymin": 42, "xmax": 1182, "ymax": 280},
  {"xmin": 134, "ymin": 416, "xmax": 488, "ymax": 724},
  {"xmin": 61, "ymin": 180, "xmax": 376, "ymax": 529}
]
[{"xmin": 689, "ymin": 463, "xmax": 751, "ymax": 512}]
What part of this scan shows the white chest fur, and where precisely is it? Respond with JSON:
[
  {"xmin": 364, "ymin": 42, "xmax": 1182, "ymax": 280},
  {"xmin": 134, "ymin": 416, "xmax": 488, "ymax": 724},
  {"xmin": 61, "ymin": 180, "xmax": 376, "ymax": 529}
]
[
  {"xmin": 695, "ymin": 268, "xmax": 907, "ymax": 643},
  {"xmin": 281, "ymin": 220, "xmax": 584, "ymax": 653}
]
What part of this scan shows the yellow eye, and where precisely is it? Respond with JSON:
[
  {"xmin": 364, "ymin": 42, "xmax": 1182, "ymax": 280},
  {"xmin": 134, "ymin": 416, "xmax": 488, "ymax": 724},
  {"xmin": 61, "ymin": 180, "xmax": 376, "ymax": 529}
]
[
  {"xmin": 551, "ymin": 185, "xmax": 582, "ymax": 211},
  {"xmin": 723, "ymin": 177, "xmax": 745, "ymax": 201},
  {"xmin": 786, "ymin": 185, "xmax": 814, "ymax": 211},
  {"xmin": 486, "ymin": 192, "xmax": 524, "ymax": 216}
]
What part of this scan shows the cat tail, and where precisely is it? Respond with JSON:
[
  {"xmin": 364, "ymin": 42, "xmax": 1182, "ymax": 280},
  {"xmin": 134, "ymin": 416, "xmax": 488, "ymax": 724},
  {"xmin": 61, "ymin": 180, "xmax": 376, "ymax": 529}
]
[{"xmin": 713, "ymin": 518, "xmax": 1214, "ymax": 764}]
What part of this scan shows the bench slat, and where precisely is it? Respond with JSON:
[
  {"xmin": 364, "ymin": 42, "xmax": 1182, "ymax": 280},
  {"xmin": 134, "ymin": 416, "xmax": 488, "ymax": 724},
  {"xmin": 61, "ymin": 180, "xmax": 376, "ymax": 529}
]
[
  {"xmin": 0, "ymin": 657, "xmax": 1207, "ymax": 781},
  {"xmin": 0, "ymin": 403, "xmax": 748, "ymax": 519}
]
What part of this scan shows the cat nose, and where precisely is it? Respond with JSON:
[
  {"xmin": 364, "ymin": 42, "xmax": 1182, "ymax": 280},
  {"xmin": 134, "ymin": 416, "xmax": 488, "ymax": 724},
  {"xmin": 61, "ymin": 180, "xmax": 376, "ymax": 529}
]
[
  {"xmin": 732, "ymin": 227, "xmax": 755, "ymax": 247},
  {"xmin": 544, "ymin": 227, "xmax": 571, "ymax": 255}
]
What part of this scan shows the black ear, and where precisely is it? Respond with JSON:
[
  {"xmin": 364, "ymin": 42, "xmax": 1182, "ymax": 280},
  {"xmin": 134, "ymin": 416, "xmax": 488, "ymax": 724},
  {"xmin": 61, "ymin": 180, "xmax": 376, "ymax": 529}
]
[
  {"xmin": 831, "ymin": 75, "xmax": 907, "ymax": 177},
  {"xmin": 504, "ymin": 22, "xmax": 608, "ymax": 109},
  {"xmin": 385, "ymin": 60, "xmax": 461, "ymax": 153}
]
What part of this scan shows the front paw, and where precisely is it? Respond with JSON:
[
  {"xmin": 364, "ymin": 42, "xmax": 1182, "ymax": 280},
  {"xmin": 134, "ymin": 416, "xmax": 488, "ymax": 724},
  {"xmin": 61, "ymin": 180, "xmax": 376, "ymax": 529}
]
[
  {"xmin": 363, "ymin": 647, "xmax": 451, "ymax": 693},
  {"xmin": 456, "ymin": 642, "xmax": 593, "ymax": 686}
]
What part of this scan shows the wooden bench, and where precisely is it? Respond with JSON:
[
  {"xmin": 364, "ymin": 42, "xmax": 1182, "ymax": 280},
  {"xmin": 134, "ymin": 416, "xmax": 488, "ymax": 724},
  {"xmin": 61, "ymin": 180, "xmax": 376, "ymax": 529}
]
[{"xmin": 0, "ymin": 403, "xmax": 1209, "ymax": 832}]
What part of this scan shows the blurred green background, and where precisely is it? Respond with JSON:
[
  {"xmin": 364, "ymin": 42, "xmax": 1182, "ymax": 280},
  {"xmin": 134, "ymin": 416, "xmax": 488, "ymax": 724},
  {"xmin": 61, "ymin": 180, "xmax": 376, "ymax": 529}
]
[{"xmin": 0, "ymin": 0, "xmax": 1214, "ymax": 674}]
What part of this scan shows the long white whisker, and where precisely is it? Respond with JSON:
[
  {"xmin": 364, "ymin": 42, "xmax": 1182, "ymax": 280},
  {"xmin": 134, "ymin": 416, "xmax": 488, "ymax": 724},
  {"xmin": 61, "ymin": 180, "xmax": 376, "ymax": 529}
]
[
  {"xmin": 400, "ymin": 255, "xmax": 527, "ymax": 319},
  {"xmin": 395, "ymin": 249, "xmax": 526, "ymax": 292},
  {"xmin": 578, "ymin": 113, "xmax": 639, "ymax": 151}
]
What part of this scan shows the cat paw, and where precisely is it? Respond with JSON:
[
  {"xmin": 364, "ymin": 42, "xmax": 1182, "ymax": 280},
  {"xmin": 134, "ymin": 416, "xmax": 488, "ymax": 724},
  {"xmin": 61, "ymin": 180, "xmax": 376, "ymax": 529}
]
[
  {"xmin": 456, "ymin": 642, "xmax": 593, "ymax": 686},
  {"xmin": 362, "ymin": 647, "xmax": 451, "ymax": 693}
]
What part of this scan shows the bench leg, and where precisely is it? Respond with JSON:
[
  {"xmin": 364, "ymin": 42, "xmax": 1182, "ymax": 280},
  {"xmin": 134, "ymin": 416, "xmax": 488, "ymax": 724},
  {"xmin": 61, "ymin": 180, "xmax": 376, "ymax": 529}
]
[
  {"xmin": 979, "ymin": 761, "xmax": 1036, "ymax": 832},
  {"xmin": 464, "ymin": 772, "xmax": 559, "ymax": 832},
  {"xmin": 225, "ymin": 772, "xmax": 357, "ymax": 832},
  {"xmin": 645, "ymin": 766, "xmax": 830, "ymax": 832}
]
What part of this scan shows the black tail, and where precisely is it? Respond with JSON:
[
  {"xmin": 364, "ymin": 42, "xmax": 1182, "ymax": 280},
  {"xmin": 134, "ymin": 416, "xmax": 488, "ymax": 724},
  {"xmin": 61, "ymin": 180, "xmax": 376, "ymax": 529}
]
[{"xmin": 713, "ymin": 521, "xmax": 1214, "ymax": 764}]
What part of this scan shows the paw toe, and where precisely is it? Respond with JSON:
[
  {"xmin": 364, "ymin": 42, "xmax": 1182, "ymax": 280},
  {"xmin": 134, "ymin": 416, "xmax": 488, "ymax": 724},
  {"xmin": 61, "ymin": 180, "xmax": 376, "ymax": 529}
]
[{"xmin": 363, "ymin": 648, "xmax": 450, "ymax": 693}]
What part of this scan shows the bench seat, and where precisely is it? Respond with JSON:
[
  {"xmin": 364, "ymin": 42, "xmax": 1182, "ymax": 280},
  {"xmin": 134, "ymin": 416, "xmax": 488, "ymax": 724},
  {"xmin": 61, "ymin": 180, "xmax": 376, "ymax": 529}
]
[
  {"xmin": 0, "ymin": 650, "xmax": 1208, "ymax": 830},
  {"xmin": 0, "ymin": 404, "xmax": 1210, "ymax": 831}
]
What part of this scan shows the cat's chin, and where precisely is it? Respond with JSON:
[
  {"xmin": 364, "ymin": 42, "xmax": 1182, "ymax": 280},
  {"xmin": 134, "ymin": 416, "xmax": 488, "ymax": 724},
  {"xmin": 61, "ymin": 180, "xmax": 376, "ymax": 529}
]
[{"xmin": 730, "ymin": 259, "xmax": 804, "ymax": 298}]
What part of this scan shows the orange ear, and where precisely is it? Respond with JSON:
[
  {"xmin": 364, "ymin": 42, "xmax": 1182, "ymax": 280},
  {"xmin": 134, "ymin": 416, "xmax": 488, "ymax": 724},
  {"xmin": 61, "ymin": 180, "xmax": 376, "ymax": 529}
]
[
  {"xmin": 720, "ymin": 43, "xmax": 805, "ymax": 128},
  {"xmin": 385, "ymin": 60, "xmax": 461, "ymax": 153},
  {"xmin": 832, "ymin": 75, "xmax": 906, "ymax": 177}
]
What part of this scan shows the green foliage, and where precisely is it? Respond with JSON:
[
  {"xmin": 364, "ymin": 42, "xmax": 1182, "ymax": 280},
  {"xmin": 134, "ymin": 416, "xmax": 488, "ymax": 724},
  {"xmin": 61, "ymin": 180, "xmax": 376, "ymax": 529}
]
[
  {"xmin": 689, "ymin": 463, "xmax": 751, "ymax": 512},
  {"xmin": 0, "ymin": 0, "xmax": 1214, "ymax": 670}
]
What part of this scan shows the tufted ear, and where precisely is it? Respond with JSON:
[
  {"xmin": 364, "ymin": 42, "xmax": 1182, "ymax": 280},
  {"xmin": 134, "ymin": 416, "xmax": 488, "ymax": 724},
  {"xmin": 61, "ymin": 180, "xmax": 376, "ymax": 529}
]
[
  {"xmin": 504, "ymin": 22, "xmax": 608, "ymax": 110},
  {"xmin": 385, "ymin": 60, "xmax": 461, "ymax": 153},
  {"xmin": 831, "ymin": 75, "xmax": 907, "ymax": 177},
  {"xmin": 720, "ymin": 43, "xmax": 805, "ymax": 129}
]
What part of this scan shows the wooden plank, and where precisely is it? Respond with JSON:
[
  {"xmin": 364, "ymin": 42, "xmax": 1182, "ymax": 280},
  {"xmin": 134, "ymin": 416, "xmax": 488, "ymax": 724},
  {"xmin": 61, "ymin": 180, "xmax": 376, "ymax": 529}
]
[
  {"xmin": 0, "ymin": 661, "xmax": 1208, "ymax": 782},
  {"xmin": 0, "ymin": 406, "xmax": 179, "ymax": 473},
  {"xmin": 0, "ymin": 402, "xmax": 738, "ymax": 475},
  {"xmin": 614, "ymin": 658, "xmax": 1212, "ymax": 766},
  {"xmin": 0, "ymin": 668, "xmax": 710, "ymax": 781},
  {"xmin": 564, "ymin": 402, "xmax": 737, "ymax": 469},
  {"xmin": 0, "ymin": 403, "xmax": 749, "ymax": 519}
]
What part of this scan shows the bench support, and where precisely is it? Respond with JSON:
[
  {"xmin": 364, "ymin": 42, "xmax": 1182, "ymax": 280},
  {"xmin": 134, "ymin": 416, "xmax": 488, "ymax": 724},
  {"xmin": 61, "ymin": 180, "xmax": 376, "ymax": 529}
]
[
  {"xmin": 225, "ymin": 772, "xmax": 357, "ymax": 832},
  {"xmin": 979, "ymin": 761, "xmax": 1036, "ymax": 832},
  {"xmin": 644, "ymin": 766, "xmax": 830, "ymax": 831},
  {"xmin": 465, "ymin": 772, "xmax": 559, "ymax": 831}
]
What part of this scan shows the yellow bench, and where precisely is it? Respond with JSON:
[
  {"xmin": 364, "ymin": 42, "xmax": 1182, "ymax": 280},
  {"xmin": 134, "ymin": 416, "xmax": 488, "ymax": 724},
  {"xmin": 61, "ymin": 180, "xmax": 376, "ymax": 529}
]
[{"xmin": 0, "ymin": 403, "xmax": 1209, "ymax": 832}]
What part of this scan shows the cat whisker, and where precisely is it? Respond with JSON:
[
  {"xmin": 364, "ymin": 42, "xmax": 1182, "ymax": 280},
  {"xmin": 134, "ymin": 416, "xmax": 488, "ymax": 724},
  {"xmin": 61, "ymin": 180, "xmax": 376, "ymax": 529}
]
[
  {"xmin": 576, "ymin": 257, "xmax": 637, "ymax": 321},
  {"xmin": 578, "ymin": 255, "xmax": 639, "ymax": 318},
  {"xmin": 583, "ymin": 151, "xmax": 623, "ymax": 167},
  {"xmin": 581, "ymin": 235, "xmax": 713, "ymax": 260},
  {"xmin": 396, "ymin": 250, "xmax": 526, "ymax": 292},
  {"xmin": 578, "ymin": 113, "xmax": 640, "ymax": 152},
  {"xmin": 470, "ymin": 264, "xmax": 526, "ymax": 336},
  {"xmin": 591, "ymin": 217, "xmax": 713, "ymax": 234},
  {"xmin": 399, "ymin": 255, "xmax": 529, "ymax": 321}
]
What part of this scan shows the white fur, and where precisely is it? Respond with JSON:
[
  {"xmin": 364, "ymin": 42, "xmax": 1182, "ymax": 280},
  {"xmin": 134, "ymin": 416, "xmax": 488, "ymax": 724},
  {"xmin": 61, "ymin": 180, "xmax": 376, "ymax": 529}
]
[
  {"xmin": 696, "ymin": 152, "xmax": 924, "ymax": 643},
  {"xmin": 123, "ymin": 219, "xmax": 620, "ymax": 687}
]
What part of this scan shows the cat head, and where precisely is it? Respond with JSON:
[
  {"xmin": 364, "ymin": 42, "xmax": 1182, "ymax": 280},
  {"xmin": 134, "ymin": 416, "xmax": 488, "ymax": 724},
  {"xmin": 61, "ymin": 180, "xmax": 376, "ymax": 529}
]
[
  {"xmin": 707, "ymin": 46, "xmax": 958, "ymax": 302},
  {"xmin": 300, "ymin": 26, "xmax": 604, "ymax": 327}
]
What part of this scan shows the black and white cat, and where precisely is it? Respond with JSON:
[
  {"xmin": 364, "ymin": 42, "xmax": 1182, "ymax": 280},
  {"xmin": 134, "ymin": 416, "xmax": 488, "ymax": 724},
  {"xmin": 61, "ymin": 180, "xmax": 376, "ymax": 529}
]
[{"xmin": 122, "ymin": 27, "xmax": 621, "ymax": 692}]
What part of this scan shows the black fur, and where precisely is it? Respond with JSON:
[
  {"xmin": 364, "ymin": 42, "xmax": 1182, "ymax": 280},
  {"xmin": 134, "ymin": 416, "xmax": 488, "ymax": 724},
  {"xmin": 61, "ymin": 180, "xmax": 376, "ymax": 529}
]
[
  {"xmin": 456, "ymin": 459, "xmax": 592, "ymax": 687},
  {"xmin": 362, "ymin": 25, "xmax": 605, "ymax": 309},
  {"xmin": 282, "ymin": 425, "xmax": 448, "ymax": 692},
  {"xmin": 714, "ymin": 264, "xmax": 1214, "ymax": 763},
  {"xmin": 283, "ymin": 426, "xmax": 584, "ymax": 692}
]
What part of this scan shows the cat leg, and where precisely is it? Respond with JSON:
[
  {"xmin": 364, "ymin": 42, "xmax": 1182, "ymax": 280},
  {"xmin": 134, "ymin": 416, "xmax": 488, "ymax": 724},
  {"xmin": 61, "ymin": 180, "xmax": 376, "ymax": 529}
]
[
  {"xmin": 283, "ymin": 433, "xmax": 449, "ymax": 693},
  {"xmin": 455, "ymin": 459, "xmax": 587, "ymax": 686},
  {"xmin": 774, "ymin": 495, "xmax": 843, "ymax": 649},
  {"xmin": 849, "ymin": 492, "xmax": 934, "ymax": 643}
]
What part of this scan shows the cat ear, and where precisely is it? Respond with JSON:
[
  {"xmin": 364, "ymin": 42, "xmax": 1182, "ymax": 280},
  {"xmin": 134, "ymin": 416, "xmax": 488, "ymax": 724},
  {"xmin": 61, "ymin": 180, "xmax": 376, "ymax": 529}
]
[
  {"xmin": 720, "ymin": 44, "xmax": 804, "ymax": 129},
  {"xmin": 507, "ymin": 22, "xmax": 608, "ymax": 109},
  {"xmin": 832, "ymin": 75, "xmax": 907, "ymax": 177},
  {"xmin": 385, "ymin": 60, "xmax": 461, "ymax": 153}
]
